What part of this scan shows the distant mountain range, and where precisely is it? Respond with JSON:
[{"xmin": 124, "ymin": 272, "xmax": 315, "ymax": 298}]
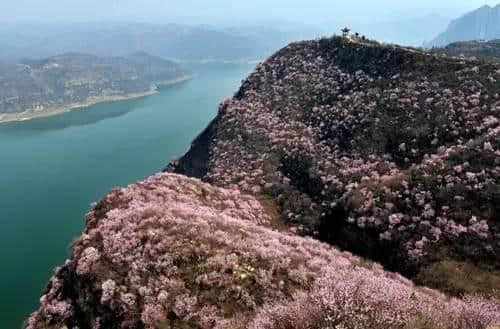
[
  {"xmin": 355, "ymin": 15, "xmax": 451, "ymax": 47},
  {"xmin": 0, "ymin": 22, "xmax": 323, "ymax": 63},
  {"xmin": 0, "ymin": 52, "xmax": 190, "ymax": 122},
  {"xmin": 429, "ymin": 4, "xmax": 500, "ymax": 47}
]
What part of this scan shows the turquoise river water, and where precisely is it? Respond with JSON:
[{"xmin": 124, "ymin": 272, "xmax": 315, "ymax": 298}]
[{"xmin": 0, "ymin": 63, "xmax": 254, "ymax": 328}]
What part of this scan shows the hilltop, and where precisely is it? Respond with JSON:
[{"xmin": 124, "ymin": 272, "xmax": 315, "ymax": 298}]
[
  {"xmin": 0, "ymin": 52, "xmax": 190, "ymax": 123},
  {"xmin": 170, "ymin": 36, "xmax": 500, "ymax": 295}
]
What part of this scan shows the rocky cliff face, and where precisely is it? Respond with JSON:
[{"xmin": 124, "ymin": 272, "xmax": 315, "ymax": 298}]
[
  {"xmin": 170, "ymin": 36, "xmax": 500, "ymax": 293},
  {"xmin": 430, "ymin": 5, "xmax": 500, "ymax": 47},
  {"xmin": 25, "ymin": 173, "xmax": 500, "ymax": 329}
]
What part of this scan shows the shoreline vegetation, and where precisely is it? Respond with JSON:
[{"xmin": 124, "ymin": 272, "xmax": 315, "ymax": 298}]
[{"xmin": 0, "ymin": 75, "xmax": 194, "ymax": 124}]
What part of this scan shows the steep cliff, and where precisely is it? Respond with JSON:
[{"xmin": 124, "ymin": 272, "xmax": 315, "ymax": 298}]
[
  {"xmin": 26, "ymin": 173, "xmax": 500, "ymax": 329},
  {"xmin": 169, "ymin": 36, "xmax": 500, "ymax": 293}
]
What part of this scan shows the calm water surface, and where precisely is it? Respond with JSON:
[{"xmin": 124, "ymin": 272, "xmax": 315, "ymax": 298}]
[{"xmin": 0, "ymin": 63, "xmax": 254, "ymax": 329}]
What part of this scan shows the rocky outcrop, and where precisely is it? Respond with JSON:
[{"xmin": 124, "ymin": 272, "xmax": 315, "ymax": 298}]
[
  {"xmin": 166, "ymin": 117, "xmax": 220, "ymax": 178},
  {"xmin": 25, "ymin": 173, "xmax": 500, "ymax": 329},
  {"xmin": 170, "ymin": 36, "xmax": 500, "ymax": 290}
]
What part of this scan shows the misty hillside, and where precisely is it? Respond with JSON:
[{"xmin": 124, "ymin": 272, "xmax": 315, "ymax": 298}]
[
  {"xmin": 0, "ymin": 52, "xmax": 189, "ymax": 117},
  {"xmin": 429, "ymin": 4, "xmax": 500, "ymax": 47},
  {"xmin": 356, "ymin": 15, "xmax": 450, "ymax": 47},
  {"xmin": 0, "ymin": 23, "xmax": 323, "ymax": 62}
]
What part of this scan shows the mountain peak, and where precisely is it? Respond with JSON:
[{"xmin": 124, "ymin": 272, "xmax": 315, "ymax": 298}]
[{"xmin": 429, "ymin": 3, "xmax": 500, "ymax": 46}]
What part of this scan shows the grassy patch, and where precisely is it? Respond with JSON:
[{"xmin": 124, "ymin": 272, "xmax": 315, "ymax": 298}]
[
  {"xmin": 405, "ymin": 316, "xmax": 447, "ymax": 329},
  {"xmin": 258, "ymin": 194, "xmax": 286, "ymax": 231},
  {"xmin": 415, "ymin": 260, "xmax": 500, "ymax": 297}
]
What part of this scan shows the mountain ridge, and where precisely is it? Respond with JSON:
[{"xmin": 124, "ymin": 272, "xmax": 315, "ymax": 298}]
[{"xmin": 170, "ymin": 36, "xmax": 500, "ymax": 292}]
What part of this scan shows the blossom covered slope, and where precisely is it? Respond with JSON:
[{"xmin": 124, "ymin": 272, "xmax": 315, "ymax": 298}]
[
  {"xmin": 26, "ymin": 173, "xmax": 500, "ymax": 329},
  {"xmin": 169, "ymin": 36, "xmax": 500, "ymax": 293}
]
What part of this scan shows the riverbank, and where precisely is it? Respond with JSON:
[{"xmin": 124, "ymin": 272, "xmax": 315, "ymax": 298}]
[
  {"xmin": 170, "ymin": 58, "xmax": 264, "ymax": 65},
  {"xmin": 0, "ymin": 75, "xmax": 194, "ymax": 124}
]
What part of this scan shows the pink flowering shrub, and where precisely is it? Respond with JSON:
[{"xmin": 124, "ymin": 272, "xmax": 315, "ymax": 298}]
[
  {"xmin": 251, "ymin": 277, "xmax": 500, "ymax": 329},
  {"xmin": 169, "ymin": 36, "xmax": 500, "ymax": 289},
  {"xmin": 341, "ymin": 129, "xmax": 500, "ymax": 267},
  {"xmin": 26, "ymin": 173, "xmax": 499, "ymax": 329}
]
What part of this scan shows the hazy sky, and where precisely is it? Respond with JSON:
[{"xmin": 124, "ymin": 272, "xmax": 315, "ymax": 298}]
[{"xmin": 3, "ymin": 0, "xmax": 500, "ymax": 26}]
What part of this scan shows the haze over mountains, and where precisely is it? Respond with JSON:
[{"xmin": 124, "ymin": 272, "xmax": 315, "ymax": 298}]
[
  {"xmin": 0, "ymin": 23, "xmax": 323, "ymax": 63},
  {"xmin": 430, "ymin": 4, "xmax": 500, "ymax": 46},
  {"xmin": 354, "ymin": 15, "xmax": 450, "ymax": 46},
  {"xmin": 4, "ymin": 2, "xmax": 500, "ymax": 64}
]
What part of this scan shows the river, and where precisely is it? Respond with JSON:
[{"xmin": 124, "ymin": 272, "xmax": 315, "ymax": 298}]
[{"xmin": 0, "ymin": 62, "xmax": 254, "ymax": 328}]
